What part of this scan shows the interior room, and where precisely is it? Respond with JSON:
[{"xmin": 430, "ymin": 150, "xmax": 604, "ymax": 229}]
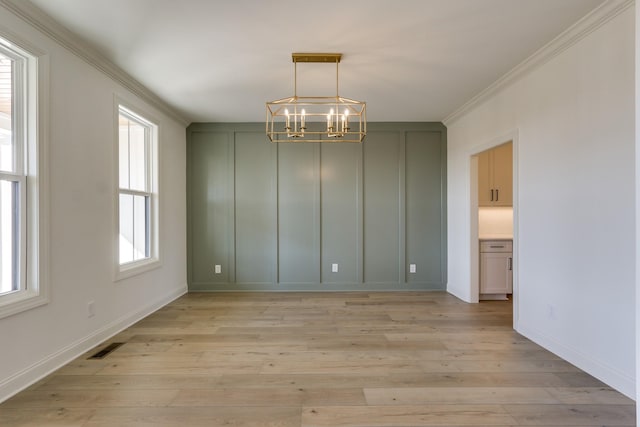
[{"xmin": 0, "ymin": 0, "xmax": 637, "ymax": 425}]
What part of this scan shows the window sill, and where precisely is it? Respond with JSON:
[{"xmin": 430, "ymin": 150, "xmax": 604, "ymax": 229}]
[
  {"xmin": 115, "ymin": 257, "xmax": 162, "ymax": 282},
  {"xmin": 0, "ymin": 289, "xmax": 49, "ymax": 319}
]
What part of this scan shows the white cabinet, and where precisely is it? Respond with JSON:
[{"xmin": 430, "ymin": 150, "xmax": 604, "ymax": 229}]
[
  {"xmin": 480, "ymin": 240, "xmax": 512, "ymax": 299},
  {"xmin": 478, "ymin": 143, "xmax": 512, "ymax": 207}
]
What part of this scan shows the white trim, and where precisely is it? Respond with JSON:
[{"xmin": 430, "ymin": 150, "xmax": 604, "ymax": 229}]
[
  {"xmin": 518, "ymin": 321, "xmax": 635, "ymax": 399},
  {"xmin": 0, "ymin": 284, "xmax": 187, "ymax": 404},
  {"xmin": 117, "ymin": 256, "xmax": 162, "ymax": 281},
  {"xmin": 634, "ymin": 0, "xmax": 640, "ymax": 418},
  {"xmin": 0, "ymin": 0, "xmax": 188, "ymax": 127},
  {"xmin": 464, "ymin": 130, "xmax": 519, "ymax": 329},
  {"xmin": 114, "ymin": 97, "xmax": 161, "ymax": 281},
  {"xmin": 443, "ymin": 0, "xmax": 634, "ymax": 125},
  {"xmin": 0, "ymin": 32, "xmax": 49, "ymax": 320}
]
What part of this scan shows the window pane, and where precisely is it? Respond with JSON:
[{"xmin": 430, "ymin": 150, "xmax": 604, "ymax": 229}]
[
  {"xmin": 119, "ymin": 193, "xmax": 134, "ymax": 264},
  {"xmin": 0, "ymin": 180, "xmax": 17, "ymax": 294},
  {"xmin": 128, "ymin": 121, "xmax": 147, "ymax": 192},
  {"xmin": 118, "ymin": 115, "xmax": 130, "ymax": 189},
  {"xmin": 133, "ymin": 195, "xmax": 148, "ymax": 261},
  {"xmin": 119, "ymin": 193, "xmax": 150, "ymax": 265},
  {"xmin": 0, "ymin": 54, "xmax": 13, "ymax": 173}
]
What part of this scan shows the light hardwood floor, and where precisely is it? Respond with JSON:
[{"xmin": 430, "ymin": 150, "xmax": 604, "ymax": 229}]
[{"xmin": 0, "ymin": 292, "xmax": 635, "ymax": 426}]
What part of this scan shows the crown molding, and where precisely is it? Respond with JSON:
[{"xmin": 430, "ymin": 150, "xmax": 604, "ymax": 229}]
[
  {"xmin": 443, "ymin": 0, "xmax": 634, "ymax": 126},
  {"xmin": 0, "ymin": 0, "xmax": 189, "ymax": 126}
]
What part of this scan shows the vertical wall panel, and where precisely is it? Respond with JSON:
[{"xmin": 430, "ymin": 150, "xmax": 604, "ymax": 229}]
[
  {"xmin": 188, "ymin": 131, "xmax": 231, "ymax": 287},
  {"xmin": 363, "ymin": 132, "xmax": 401, "ymax": 284},
  {"xmin": 278, "ymin": 143, "xmax": 320, "ymax": 284},
  {"xmin": 234, "ymin": 132, "xmax": 276, "ymax": 284},
  {"xmin": 406, "ymin": 131, "xmax": 443, "ymax": 285},
  {"xmin": 321, "ymin": 143, "xmax": 360, "ymax": 284}
]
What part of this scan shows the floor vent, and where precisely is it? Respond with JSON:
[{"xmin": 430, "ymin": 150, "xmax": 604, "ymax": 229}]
[{"xmin": 88, "ymin": 342, "xmax": 125, "ymax": 360}]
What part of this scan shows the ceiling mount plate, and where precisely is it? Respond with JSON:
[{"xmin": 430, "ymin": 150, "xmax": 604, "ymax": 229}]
[{"xmin": 292, "ymin": 53, "xmax": 342, "ymax": 63}]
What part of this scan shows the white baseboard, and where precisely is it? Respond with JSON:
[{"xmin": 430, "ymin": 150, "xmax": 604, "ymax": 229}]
[
  {"xmin": 517, "ymin": 322, "xmax": 635, "ymax": 400},
  {"xmin": 0, "ymin": 284, "xmax": 187, "ymax": 403}
]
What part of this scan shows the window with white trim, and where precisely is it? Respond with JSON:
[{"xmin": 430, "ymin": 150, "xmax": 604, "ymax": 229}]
[
  {"xmin": 117, "ymin": 106, "xmax": 158, "ymax": 274},
  {"xmin": 0, "ymin": 36, "xmax": 47, "ymax": 318}
]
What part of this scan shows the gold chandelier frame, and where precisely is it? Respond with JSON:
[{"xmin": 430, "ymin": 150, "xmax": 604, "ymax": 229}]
[{"xmin": 266, "ymin": 53, "xmax": 366, "ymax": 143}]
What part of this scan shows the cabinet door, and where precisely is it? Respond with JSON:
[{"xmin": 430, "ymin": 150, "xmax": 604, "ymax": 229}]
[
  {"xmin": 477, "ymin": 150, "xmax": 492, "ymax": 207},
  {"xmin": 491, "ymin": 143, "xmax": 512, "ymax": 206},
  {"xmin": 480, "ymin": 252, "xmax": 511, "ymax": 294}
]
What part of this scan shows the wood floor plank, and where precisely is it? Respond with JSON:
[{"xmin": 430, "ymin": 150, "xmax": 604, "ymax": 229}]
[
  {"xmin": 35, "ymin": 374, "xmax": 223, "ymax": 391},
  {"xmin": 417, "ymin": 349, "xmax": 563, "ymax": 361},
  {"xmin": 301, "ymin": 405, "xmax": 517, "ymax": 426},
  {"xmin": 363, "ymin": 386, "xmax": 559, "ymax": 405},
  {"xmin": 0, "ymin": 407, "xmax": 96, "ymax": 427},
  {"xmin": 198, "ymin": 349, "xmax": 425, "ymax": 363},
  {"xmin": 171, "ymin": 387, "xmax": 366, "ymax": 407},
  {"xmin": 211, "ymin": 372, "xmax": 573, "ymax": 389},
  {"xmin": 84, "ymin": 406, "xmax": 301, "ymax": 427},
  {"xmin": 2, "ymin": 389, "xmax": 179, "ymax": 408},
  {"xmin": 546, "ymin": 387, "xmax": 636, "ymax": 405},
  {"xmin": 0, "ymin": 292, "xmax": 632, "ymax": 427},
  {"xmin": 418, "ymin": 359, "xmax": 580, "ymax": 373},
  {"xmin": 260, "ymin": 359, "xmax": 424, "ymax": 374},
  {"xmin": 504, "ymin": 404, "xmax": 635, "ymax": 425},
  {"xmin": 166, "ymin": 342, "xmax": 311, "ymax": 352},
  {"xmin": 93, "ymin": 359, "xmax": 263, "ymax": 375}
]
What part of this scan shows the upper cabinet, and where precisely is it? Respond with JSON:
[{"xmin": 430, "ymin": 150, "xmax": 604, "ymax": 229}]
[{"xmin": 478, "ymin": 142, "xmax": 512, "ymax": 207}]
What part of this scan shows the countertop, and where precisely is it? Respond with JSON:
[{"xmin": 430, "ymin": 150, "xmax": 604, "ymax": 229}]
[{"xmin": 479, "ymin": 235, "xmax": 513, "ymax": 240}]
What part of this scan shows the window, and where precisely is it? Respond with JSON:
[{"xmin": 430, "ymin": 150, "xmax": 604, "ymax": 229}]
[
  {"xmin": 117, "ymin": 105, "xmax": 158, "ymax": 276},
  {"xmin": 0, "ymin": 36, "xmax": 47, "ymax": 318}
]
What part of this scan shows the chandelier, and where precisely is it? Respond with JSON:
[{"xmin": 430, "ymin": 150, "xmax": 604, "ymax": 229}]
[{"xmin": 266, "ymin": 53, "xmax": 366, "ymax": 143}]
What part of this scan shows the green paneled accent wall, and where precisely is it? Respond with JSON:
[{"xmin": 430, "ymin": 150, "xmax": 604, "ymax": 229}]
[{"xmin": 187, "ymin": 122, "xmax": 446, "ymax": 291}]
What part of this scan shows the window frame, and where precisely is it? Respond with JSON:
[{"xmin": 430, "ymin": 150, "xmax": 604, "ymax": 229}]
[
  {"xmin": 0, "ymin": 32, "xmax": 49, "ymax": 319},
  {"xmin": 115, "ymin": 101, "xmax": 160, "ymax": 280}
]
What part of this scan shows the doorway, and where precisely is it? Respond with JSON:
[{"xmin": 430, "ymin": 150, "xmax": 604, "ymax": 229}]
[{"xmin": 469, "ymin": 135, "xmax": 518, "ymax": 327}]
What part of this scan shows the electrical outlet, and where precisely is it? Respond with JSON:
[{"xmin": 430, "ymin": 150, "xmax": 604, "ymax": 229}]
[
  {"xmin": 409, "ymin": 264, "xmax": 416, "ymax": 273},
  {"xmin": 214, "ymin": 265, "xmax": 222, "ymax": 274},
  {"xmin": 547, "ymin": 304, "xmax": 555, "ymax": 320},
  {"xmin": 331, "ymin": 263, "xmax": 338, "ymax": 273},
  {"xmin": 87, "ymin": 301, "xmax": 95, "ymax": 318}
]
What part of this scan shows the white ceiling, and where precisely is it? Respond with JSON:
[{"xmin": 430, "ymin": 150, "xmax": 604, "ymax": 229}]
[{"xmin": 27, "ymin": 0, "xmax": 604, "ymax": 123}]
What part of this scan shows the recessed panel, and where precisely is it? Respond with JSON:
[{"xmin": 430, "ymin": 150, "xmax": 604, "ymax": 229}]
[
  {"xmin": 363, "ymin": 132, "xmax": 401, "ymax": 284},
  {"xmin": 278, "ymin": 143, "xmax": 320, "ymax": 284},
  {"xmin": 235, "ymin": 132, "xmax": 276, "ymax": 284},
  {"xmin": 406, "ymin": 131, "xmax": 443, "ymax": 286},
  {"xmin": 321, "ymin": 143, "xmax": 360, "ymax": 283},
  {"xmin": 189, "ymin": 131, "xmax": 231, "ymax": 286}
]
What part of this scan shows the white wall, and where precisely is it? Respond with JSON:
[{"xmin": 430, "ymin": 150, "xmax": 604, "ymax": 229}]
[
  {"xmin": 447, "ymin": 5, "xmax": 635, "ymax": 397},
  {"xmin": 0, "ymin": 3, "xmax": 187, "ymax": 401}
]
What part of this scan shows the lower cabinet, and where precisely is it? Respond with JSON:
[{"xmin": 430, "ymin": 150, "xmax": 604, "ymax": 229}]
[{"xmin": 480, "ymin": 240, "xmax": 512, "ymax": 299}]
